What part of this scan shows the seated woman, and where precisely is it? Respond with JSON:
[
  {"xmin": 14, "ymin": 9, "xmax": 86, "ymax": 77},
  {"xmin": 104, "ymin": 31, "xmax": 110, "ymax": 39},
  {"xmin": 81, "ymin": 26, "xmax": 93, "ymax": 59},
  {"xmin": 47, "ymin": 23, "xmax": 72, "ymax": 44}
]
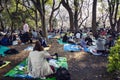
[
  {"xmin": 0, "ymin": 34, "xmax": 11, "ymax": 46},
  {"xmin": 80, "ymin": 37, "xmax": 87, "ymax": 48},
  {"xmin": 27, "ymin": 40, "xmax": 54, "ymax": 79}
]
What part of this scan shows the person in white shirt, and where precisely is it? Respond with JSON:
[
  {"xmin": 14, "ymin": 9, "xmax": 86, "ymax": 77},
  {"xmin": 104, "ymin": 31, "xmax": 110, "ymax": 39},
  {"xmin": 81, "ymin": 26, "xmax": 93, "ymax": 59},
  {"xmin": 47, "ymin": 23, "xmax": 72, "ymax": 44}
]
[{"xmin": 23, "ymin": 21, "xmax": 29, "ymax": 33}]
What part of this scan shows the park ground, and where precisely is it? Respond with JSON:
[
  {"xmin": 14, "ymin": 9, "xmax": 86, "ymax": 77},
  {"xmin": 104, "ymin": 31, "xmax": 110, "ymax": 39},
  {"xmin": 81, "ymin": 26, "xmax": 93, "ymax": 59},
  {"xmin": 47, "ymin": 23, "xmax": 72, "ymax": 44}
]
[{"xmin": 0, "ymin": 38, "xmax": 117, "ymax": 80}]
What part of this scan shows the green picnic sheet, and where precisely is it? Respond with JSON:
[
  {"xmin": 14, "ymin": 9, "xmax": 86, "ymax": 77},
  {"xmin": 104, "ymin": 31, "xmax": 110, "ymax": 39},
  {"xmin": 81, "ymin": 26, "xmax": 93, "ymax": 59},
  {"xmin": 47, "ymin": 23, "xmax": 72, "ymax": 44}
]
[
  {"xmin": 4, "ymin": 57, "xmax": 68, "ymax": 80},
  {"xmin": 0, "ymin": 45, "xmax": 10, "ymax": 56}
]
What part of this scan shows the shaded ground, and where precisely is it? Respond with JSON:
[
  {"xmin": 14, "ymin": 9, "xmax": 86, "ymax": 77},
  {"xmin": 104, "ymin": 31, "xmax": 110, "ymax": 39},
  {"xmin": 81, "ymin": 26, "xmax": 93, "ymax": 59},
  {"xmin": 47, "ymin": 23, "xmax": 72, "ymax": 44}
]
[{"xmin": 0, "ymin": 38, "xmax": 115, "ymax": 80}]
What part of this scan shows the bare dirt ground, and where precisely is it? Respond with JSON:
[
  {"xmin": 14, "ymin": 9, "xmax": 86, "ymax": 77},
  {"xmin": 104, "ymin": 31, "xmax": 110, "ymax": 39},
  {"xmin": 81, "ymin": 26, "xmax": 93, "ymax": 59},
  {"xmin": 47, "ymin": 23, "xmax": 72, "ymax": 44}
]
[{"xmin": 0, "ymin": 38, "xmax": 116, "ymax": 80}]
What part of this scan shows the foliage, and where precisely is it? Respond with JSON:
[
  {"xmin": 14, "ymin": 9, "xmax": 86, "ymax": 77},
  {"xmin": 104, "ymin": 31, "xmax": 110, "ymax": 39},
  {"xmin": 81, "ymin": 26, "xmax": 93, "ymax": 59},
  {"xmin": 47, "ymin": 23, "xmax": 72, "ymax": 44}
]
[{"xmin": 107, "ymin": 38, "xmax": 120, "ymax": 72}]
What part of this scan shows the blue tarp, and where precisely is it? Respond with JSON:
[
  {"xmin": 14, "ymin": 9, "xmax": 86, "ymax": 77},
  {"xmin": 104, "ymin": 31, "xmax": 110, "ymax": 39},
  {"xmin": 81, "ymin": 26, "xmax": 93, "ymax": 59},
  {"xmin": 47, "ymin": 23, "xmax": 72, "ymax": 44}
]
[
  {"xmin": 63, "ymin": 44, "xmax": 81, "ymax": 52},
  {"xmin": 0, "ymin": 45, "xmax": 10, "ymax": 56}
]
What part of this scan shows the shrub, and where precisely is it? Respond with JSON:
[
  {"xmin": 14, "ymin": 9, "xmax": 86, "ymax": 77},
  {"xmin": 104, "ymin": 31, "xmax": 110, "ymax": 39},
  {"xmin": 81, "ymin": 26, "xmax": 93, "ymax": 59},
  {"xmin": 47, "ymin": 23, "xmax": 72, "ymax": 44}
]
[{"xmin": 107, "ymin": 38, "xmax": 120, "ymax": 72}]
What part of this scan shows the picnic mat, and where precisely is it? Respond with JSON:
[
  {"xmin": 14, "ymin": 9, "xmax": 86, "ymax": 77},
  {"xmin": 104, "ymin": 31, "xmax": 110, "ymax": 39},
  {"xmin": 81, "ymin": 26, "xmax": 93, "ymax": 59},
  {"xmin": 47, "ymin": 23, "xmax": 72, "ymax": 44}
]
[
  {"xmin": 57, "ymin": 39, "xmax": 68, "ymax": 45},
  {"xmin": 4, "ymin": 57, "xmax": 68, "ymax": 79},
  {"xmin": 48, "ymin": 34, "xmax": 56, "ymax": 39},
  {"xmin": 0, "ymin": 45, "xmax": 10, "ymax": 56},
  {"xmin": 0, "ymin": 61, "xmax": 11, "ymax": 69},
  {"xmin": 64, "ymin": 44, "xmax": 81, "ymax": 52}
]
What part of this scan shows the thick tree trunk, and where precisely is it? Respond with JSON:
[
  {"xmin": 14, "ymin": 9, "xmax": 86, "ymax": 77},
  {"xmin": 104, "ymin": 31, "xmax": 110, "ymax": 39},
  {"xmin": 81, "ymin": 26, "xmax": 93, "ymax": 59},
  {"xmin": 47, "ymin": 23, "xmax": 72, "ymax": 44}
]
[
  {"xmin": 74, "ymin": 0, "xmax": 79, "ymax": 32},
  {"xmin": 61, "ymin": 0, "xmax": 74, "ymax": 32},
  {"xmin": 69, "ymin": 12, "xmax": 74, "ymax": 32},
  {"xmin": 41, "ymin": 15, "xmax": 47, "ymax": 38},
  {"xmin": 92, "ymin": 0, "xmax": 97, "ymax": 37}
]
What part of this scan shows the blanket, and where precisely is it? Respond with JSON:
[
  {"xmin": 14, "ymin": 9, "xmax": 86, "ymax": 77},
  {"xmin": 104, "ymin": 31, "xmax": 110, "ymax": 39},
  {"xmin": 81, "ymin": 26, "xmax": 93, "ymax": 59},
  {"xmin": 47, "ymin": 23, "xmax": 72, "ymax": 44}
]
[
  {"xmin": 48, "ymin": 34, "xmax": 56, "ymax": 39},
  {"xmin": 4, "ymin": 57, "xmax": 68, "ymax": 80},
  {"xmin": 0, "ymin": 61, "xmax": 10, "ymax": 69},
  {"xmin": 64, "ymin": 44, "xmax": 81, "ymax": 52},
  {"xmin": 0, "ymin": 46, "xmax": 10, "ymax": 56},
  {"xmin": 63, "ymin": 44, "xmax": 102, "ymax": 56}
]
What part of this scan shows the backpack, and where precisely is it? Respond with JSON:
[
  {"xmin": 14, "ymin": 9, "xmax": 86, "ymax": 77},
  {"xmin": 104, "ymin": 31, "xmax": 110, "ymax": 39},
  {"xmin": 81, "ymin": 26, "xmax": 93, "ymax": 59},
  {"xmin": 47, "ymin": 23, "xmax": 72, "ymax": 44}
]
[{"xmin": 56, "ymin": 67, "xmax": 71, "ymax": 80}]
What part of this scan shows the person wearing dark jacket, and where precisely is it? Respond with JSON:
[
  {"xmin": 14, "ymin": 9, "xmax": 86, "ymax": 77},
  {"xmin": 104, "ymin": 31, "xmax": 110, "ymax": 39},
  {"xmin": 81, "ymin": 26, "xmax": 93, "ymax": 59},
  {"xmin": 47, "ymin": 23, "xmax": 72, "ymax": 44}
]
[
  {"xmin": 85, "ymin": 36, "xmax": 93, "ymax": 46},
  {"xmin": 62, "ymin": 33, "xmax": 68, "ymax": 42}
]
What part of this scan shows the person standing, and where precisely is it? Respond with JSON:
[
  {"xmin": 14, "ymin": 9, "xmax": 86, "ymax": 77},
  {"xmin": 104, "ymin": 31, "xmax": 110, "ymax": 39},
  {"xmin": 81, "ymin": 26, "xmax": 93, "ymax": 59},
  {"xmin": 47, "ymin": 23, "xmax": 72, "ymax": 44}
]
[{"xmin": 23, "ymin": 20, "xmax": 29, "ymax": 33}]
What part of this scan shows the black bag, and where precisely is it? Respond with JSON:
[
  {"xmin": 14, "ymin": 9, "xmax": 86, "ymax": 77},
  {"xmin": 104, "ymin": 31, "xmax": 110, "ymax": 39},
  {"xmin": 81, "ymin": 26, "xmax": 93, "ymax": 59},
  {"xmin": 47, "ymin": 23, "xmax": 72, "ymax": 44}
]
[
  {"xmin": 4, "ymin": 49, "xmax": 19, "ymax": 54},
  {"xmin": 56, "ymin": 67, "xmax": 71, "ymax": 80}
]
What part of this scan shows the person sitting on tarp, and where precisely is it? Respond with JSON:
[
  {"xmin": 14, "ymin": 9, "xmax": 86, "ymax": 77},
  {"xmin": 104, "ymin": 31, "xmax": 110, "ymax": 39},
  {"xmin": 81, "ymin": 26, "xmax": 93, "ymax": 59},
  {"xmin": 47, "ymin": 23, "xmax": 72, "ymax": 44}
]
[
  {"xmin": 19, "ymin": 31, "xmax": 32, "ymax": 44},
  {"xmin": 0, "ymin": 34, "xmax": 11, "ymax": 46},
  {"xmin": 80, "ymin": 37, "xmax": 87, "ymax": 48},
  {"xmin": 8, "ymin": 32, "xmax": 17, "ymax": 45},
  {"xmin": 96, "ymin": 37, "xmax": 106, "ymax": 55},
  {"xmin": 39, "ymin": 37, "xmax": 48, "ymax": 47},
  {"xmin": 75, "ymin": 31, "xmax": 82, "ymax": 42},
  {"xmin": 85, "ymin": 35, "xmax": 93, "ymax": 46},
  {"xmin": 67, "ymin": 37, "xmax": 76, "ymax": 44},
  {"xmin": 27, "ymin": 40, "xmax": 54, "ymax": 79},
  {"xmin": 105, "ymin": 35, "xmax": 115, "ymax": 49},
  {"xmin": 62, "ymin": 33, "xmax": 69, "ymax": 42}
]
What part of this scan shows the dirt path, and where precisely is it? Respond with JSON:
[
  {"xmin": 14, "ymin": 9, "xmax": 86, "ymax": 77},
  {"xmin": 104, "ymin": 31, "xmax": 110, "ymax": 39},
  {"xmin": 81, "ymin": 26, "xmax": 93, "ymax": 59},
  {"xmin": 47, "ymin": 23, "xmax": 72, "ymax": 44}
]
[{"xmin": 0, "ymin": 38, "xmax": 112, "ymax": 80}]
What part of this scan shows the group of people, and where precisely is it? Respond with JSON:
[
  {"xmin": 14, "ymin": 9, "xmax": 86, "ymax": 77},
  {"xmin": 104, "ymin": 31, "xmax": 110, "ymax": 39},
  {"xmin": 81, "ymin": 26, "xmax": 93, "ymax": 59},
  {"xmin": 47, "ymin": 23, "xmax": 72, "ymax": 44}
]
[
  {"xmin": 0, "ymin": 20, "xmax": 117, "ymax": 79},
  {"xmin": 0, "ymin": 20, "xmax": 48, "ymax": 47},
  {"xmin": 0, "ymin": 20, "xmax": 57, "ymax": 79},
  {"xmin": 61, "ymin": 28, "xmax": 115, "ymax": 55}
]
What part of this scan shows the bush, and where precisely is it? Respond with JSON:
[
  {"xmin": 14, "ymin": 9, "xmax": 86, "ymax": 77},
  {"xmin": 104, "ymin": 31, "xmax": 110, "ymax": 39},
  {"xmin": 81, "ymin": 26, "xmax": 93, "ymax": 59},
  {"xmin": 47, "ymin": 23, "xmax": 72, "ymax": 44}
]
[{"xmin": 107, "ymin": 38, "xmax": 120, "ymax": 72}]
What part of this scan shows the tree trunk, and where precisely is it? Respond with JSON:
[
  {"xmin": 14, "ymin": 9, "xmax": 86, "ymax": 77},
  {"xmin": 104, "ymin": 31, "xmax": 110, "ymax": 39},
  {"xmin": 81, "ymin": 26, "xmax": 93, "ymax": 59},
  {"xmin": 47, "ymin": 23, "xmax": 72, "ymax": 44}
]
[
  {"xmin": 61, "ymin": 0, "xmax": 74, "ymax": 32},
  {"xmin": 117, "ymin": 17, "xmax": 120, "ymax": 33},
  {"xmin": 74, "ymin": 0, "xmax": 79, "ymax": 32},
  {"xmin": 41, "ymin": 14, "xmax": 47, "ymax": 38},
  {"xmin": 92, "ymin": 0, "xmax": 97, "ymax": 37},
  {"xmin": 69, "ymin": 12, "xmax": 74, "ymax": 31},
  {"xmin": 0, "ymin": 18, "xmax": 4, "ymax": 30},
  {"xmin": 49, "ymin": 11, "xmax": 53, "ymax": 31},
  {"xmin": 107, "ymin": 0, "xmax": 119, "ymax": 32},
  {"xmin": 31, "ymin": 0, "xmax": 48, "ymax": 39},
  {"xmin": 35, "ymin": 9, "xmax": 38, "ymax": 29}
]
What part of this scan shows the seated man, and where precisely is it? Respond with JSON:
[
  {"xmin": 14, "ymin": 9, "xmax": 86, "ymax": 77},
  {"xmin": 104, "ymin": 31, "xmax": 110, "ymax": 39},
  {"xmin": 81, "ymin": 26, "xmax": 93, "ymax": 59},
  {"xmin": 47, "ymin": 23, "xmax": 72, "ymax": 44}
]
[
  {"xmin": 96, "ymin": 37, "xmax": 106, "ymax": 54},
  {"xmin": 62, "ymin": 33, "xmax": 69, "ymax": 42},
  {"xmin": 85, "ymin": 35, "xmax": 93, "ymax": 46},
  {"xmin": 39, "ymin": 37, "xmax": 48, "ymax": 47}
]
